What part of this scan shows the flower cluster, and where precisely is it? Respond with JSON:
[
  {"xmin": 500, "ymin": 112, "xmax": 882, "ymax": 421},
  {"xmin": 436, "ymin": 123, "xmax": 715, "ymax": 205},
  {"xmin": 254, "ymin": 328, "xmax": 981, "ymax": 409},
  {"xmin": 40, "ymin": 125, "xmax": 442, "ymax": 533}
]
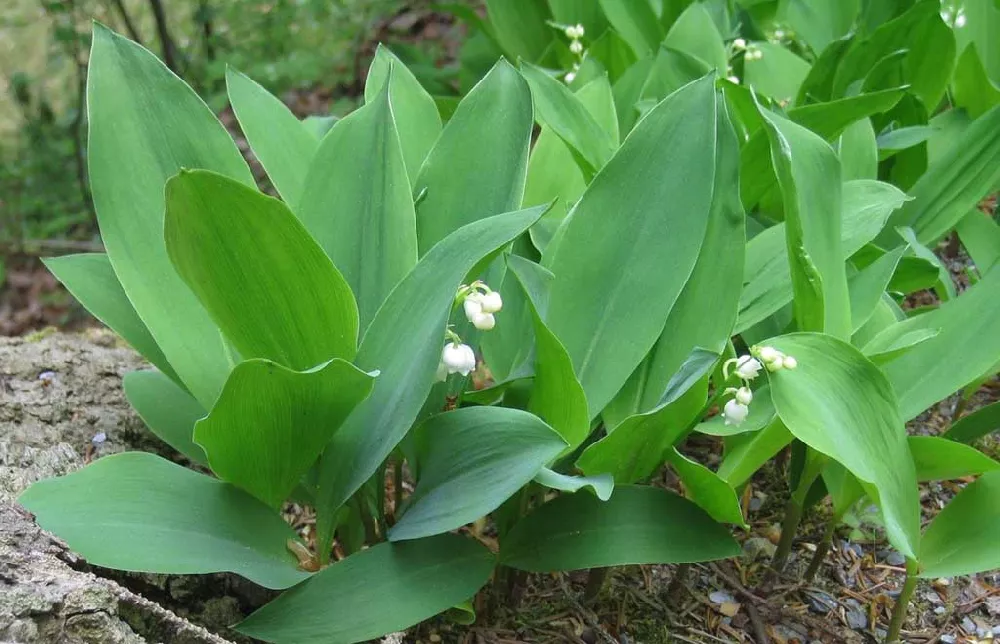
[
  {"xmin": 435, "ymin": 282, "xmax": 504, "ymax": 382},
  {"xmin": 562, "ymin": 23, "xmax": 585, "ymax": 83},
  {"xmin": 720, "ymin": 345, "xmax": 796, "ymax": 427}
]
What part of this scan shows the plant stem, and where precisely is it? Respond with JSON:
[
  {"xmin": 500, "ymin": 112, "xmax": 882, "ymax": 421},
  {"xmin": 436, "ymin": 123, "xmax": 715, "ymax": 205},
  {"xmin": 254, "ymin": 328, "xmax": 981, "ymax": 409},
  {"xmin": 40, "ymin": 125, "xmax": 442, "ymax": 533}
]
[
  {"xmin": 389, "ymin": 457, "xmax": 403, "ymax": 526},
  {"xmin": 885, "ymin": 560, "xmax": 918, "ymax": 643},
  {"xmin": 768, "ymin": 497, "xmax": 804, "ymax": 577},
  {"xmin": 665, "ymin": 563, "xmax": 691, "ymax": 605},
  {"xmin": 803, "ymin": 516, "xmax": 838, "ymax": 583},
  {"xmin": 584, "ymin": 567, "xmax": 610, "ymax": 603}
]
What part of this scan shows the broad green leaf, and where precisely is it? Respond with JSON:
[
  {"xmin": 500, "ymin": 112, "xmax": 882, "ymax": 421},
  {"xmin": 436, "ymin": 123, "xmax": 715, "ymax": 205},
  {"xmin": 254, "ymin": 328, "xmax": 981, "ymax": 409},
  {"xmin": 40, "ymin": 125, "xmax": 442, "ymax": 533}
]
[
  {"xmin": 87, "ymin": 24, "xmax": 254, "ymax": 407},
  {"xmin": 767, "ymin": 333, "xmax": 920, "ymax": 560},
  {"xmin": 508, "ymin": 255, "xmax": 590, "ymax": 452},
  {"xmin": 849, "ymin": 246, "xmax": 906, "ymax": 331},
  {"xmin": 585, "ymin": 28, "xmax": 638, "ymax": 84},
  {"xmin": 605, "ymin": 97, "xmax": 743, "ymax": 420},
  {"xmin": 944, "ymin": 400, "xmax": 1000, "ymax": 443},
  {"xmin": 740, "ymin": 88, "xmax": 906, "ymax": 210},
  {"xmin": 18, "ymin": 452, "xmax": 309, "ymax": 589},
  {"xmin": 736, "ymin": 180, "xmax": 908, "ymax": 334},
  {"xmin": 886, "ymin": 255, "xmax": 941, "ymax": 294},
  {"xmin": 415, "ymin": 60, "xmax": 532, "ymax": 254},
  {"xmin": 599, "ymin": 0, "xmax": 664, "ymax": 57},
  {"xmin": 302, "ymin": 115, "xmax": 338, "ymax": 139},
  {"xmin": 955, "ymin": 210, "xmax": 1000, "ymax": 274},
  {"xmin": 577, "ymin": 349, "xmax": 717, "ymax": 483},
  {"xmin": 548, "ymin": 0, "xmax": 608, "ymax": 38},
  {"xmin": 389, "ymin": 407, "xmax": 566, "ymax": 541},
  {"xmin": 666, "ymin": 448, "xmax": 746, "ymax": 526},
  {"xmin": 963, "ymin": 0, "xmax": 1000, "ymax": 85},
  {"xmin": 717, "ymin": 418, "xmax": 793, "ymax": 487},
  {"xmin": 838, "ymin": 118, "xmax": 879, "ymax": 180},
  {"xmin": 662, "ymin": 2, "xmax": 727, "ymax": 72},
  {"xmin": 164, "ymin": 170, "xmax": 358, "ymax": 370},
  {"xmin": 485, "ymin": 0, "xmax": 553, "ymax": 62},
  {"xmin": 863, "ymin": 327, "xmax": 940, "ymax": 364},
  {"xmin": 783, "ymin": 0, "xmax": 859, "ymax": 54},
  {"xmin": 612, "ymin": 55, "xmax": 654, "ymax": 134},
  {"xmin": 640, "ymin": 46, "xmax": 714, "ymax": 105},
  {"xmin": 520, "ymin": 62, "xmax": 616, "ymax": 176},
  {"xmin": 744, "ymin": 42, "xmax": 811, "ymax": 104},
  {"xmin": 919, "ymin": 471, "xmax": 1000, "ymax": 578},
  {"xmin": 314, "ymin": 206, "xmax": 547, "ymax": 551},
  {"xmin": 896, "ymin": 227, "xmax": 956, "ymax": 300},
  {"xmin": 123, "ymin": 370, "xmax": 207, "ymax": 466},
  {"xmin": 822, "ymin": 460, "xmax": 867, "ymax": 516},
  {"xmin": 237, "ymin": 533, "xmax": 495, "ymax": 644},
  {"xmin": 880, "ymin": 104, "xmax": 1000, "ymax": 245},
  {"xmin": 533, "ymin": 468, "xmax": 614, "ymax": 501},
  {"xmin": 544, "ymin": 75, "xmax": 724, "ymax": 417},
  {"xmin": 500, "ymin": 485, "xmax": 740, "ymax": 571},
  {"xmin": 195, "ymin": 359, "xmax": 374, "ymax": 509},
  {"xmin": 832, "ymin": 1, "xmax": 955, "ymax": 108},
  {"xmin": 44, "ymin": 254, "xmax": 177, "ymax": 382},
  {"xmin": 226, "ymin": 68, "xmax": 318, "ymax": 204},
  {"xmin": 879, "ymin": 266, "xmax": 1000, "ymax": 420},
  {"xmin": 697, "ymin": 384, "xmax": 776, "ymax": 437},
  {"xmin": 525, "ymin": 76, "xmax": 618, "ymax": 252},
  {"xmin": 364, "ymin": 45, "xmax": 442, "ymax": 185},
  {"xmin": 909, "ymin": 436, "xmax": 1000, "ymax": 482},
  {"xmin": 876, "ymin": 125, "xmax": 937, "ymax": 154},
  {"xmin": 757, "ymin": 106, "xmax": 850, "ymax": 338},
  {"xmin": 297, "ymin": 80, "xmax": 418, "ymax": 330},
  {"xmin": 479, "ymin": 249, "xmax": 536, "ymax": 382}
]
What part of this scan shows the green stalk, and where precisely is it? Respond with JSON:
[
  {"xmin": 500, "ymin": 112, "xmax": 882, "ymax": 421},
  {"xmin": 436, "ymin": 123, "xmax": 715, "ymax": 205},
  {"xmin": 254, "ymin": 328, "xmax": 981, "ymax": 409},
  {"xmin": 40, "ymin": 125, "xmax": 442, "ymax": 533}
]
[
  {"xmin": 584, "ymin": 567, "xmax": 611, "ymax": 603},
  {"xmin": 768, "ymin": 496, "xmax": 804, "ymax": 576},
  {"xmin": 885, "ymin": 560, "xmax": 918, "ymax": 643},
  {"xmin": 803, "ymin": 514, "xmax": 838, "ymax": 583},
  {"xmin": 665, "ymin": 562, "xmax": 691, "ymax": 605}
]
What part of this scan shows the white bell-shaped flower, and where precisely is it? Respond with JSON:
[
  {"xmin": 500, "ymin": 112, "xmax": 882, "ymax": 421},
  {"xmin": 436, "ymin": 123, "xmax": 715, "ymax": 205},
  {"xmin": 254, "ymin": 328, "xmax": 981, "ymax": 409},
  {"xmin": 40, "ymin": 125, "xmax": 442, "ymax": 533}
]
[
  {"xmin": 570, "ymin": 40, "xmax": 584, "ymax": 54},
  {"xmin": 479, "ymin": 290, "xmax": 503, "ymax": 314},
  {"xmin": 733, "ymin": 38, "xmax": 746, "ymax": 49},
  {"xmin": 463, "ymin": 293, "xmax": 484, "ymax": 321},
  {"xmin": 757, "ymin": 346, "xmax": 780, "ymax": 364},
  {"xmin": 471, "ymin": 312, "xmax": 496, "ymax": 331},
  {"xmin": 735, "ymin": 386, "xmax": 753, "ymax": 406},
  {"xmin": 782, "ymin": 355, "xmax": 798, "ymax": 370},
  {"xmin": 441, "ymin": 342, "xmax": 476, "ymax": 377},
  {"xmin": 723, "ymin": 399, "xmax": 750, "ymax": 426},
  {"xmin": 734, "ymin": 355, "xmax": 763, "ymax": 380}
]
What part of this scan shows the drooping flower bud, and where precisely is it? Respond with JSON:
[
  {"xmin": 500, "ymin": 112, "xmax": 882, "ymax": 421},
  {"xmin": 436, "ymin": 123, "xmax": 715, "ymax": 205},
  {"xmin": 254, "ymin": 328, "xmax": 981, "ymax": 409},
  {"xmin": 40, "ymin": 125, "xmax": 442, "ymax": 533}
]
[
  {"xmin": 757, "ymin": 346, "xmax": 780, "ymax": 364},
  {"xmin": 441, "ymin": 342, "xmax": 476, "ymax": 376},
  {"xmin": 782, "ymin": 356, "xmax": 798, "ymax": 370},
  {"xmin": 471, "ymin": 312, "xmax": 496, "ymax": 331},
  {"xmin": 479, "ymin": 290, "xmax": 503, "ymax": 314},
  {"xmin": 463, "ymin": 293, "xmax": 483, "ymax": 321},
  {"xmin": 733, "ymin": 38, "xmax": 746, "ymax": 49},
  {"xmin": 735, "ymin": 386, "xmax": 753, "ymax": 406},
  {"xmin": 570, "ymin": 40, "xmax": 584, "ymax": 54},
  {"xmin": 734, "ymin": 355, "xmax": 763, "ymax": 381},
  {"xmin": 723, "ymin": 399, "xmax": 750, "ymax": 426}
]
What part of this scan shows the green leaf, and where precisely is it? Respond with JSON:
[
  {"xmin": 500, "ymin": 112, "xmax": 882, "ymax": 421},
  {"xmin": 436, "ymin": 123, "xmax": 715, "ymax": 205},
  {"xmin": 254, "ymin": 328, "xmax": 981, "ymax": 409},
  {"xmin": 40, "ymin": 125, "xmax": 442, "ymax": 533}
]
[
  {"xmin": 736, "ymin": 180, "xmax": 909, "ymax": 333},
  {"xmin": 123, "ymin": 370, "xmax": 207, "ymax": 466},
  {"xmin": 195, "ymin": 359, "xmax": 374, "ymax": 509},
  {"xmin": 533, "ymin": 468, "xmax": 614, "ymax": 501},
  {"xmin": 838, "ymin": 118, "xmax": 879, "ymax": 180},
  {"xmin": 236, "ymin": 533, "xmax": 495, "ymax": 644},
  {"xmin": 500, "ymin": 485, "xmax": 740, "ymax": 571},
  {"xmin": 757, "ymin": 106, "xmax": 850, "ymax": 338},
  {"xmin": 548, "ymin": 0, "xmax": 608, "ymax": 39},
  {"xmin": 296, "ymin": 80, "xmax": 418, "ymax": 330},
  {"xmin": 507, "ymin": 255, "xmax": 590, "ymax": 452},
  {"xmin": 520, "ymin": 62, "xmax": 616, "ymax": 177},
  {"xmin": 832, "ymin": 1, "xmax": 955, "ymax": 108},
  {"xmin": 18, "ymin": 452, "xmax": 310, "ymax": 589},
  {"xmin": 717, "ymin": 418, "xmax": 793, "ymax": 487},
  {"xmin": 919, "ymin": 471, "xmax": 1000, "ymax": 578},
  {"xmin": 740, "ymin": 88, "xmax": 906, "ymax": 210},
  {"xmin": 544, "ymin": 75, "xmax": 728, "ymax": 417},
  {"xmin": 744, "ymin": 42, "xmax": 811, "ymax": 104},
  {"xmin": 863, "ymin": 327, "xmax": 940, "ymax": 364},
  {"xmin": 908, "ymin": 436, "xmax": 1000, "ymax": 482},
  {"xmin": 314, "ymin": 205, "xmax": 547, "ymax": 550},
  {"xmin": 662, "ymin": 2, "xmax": 728, "ymax": 72},
  {"xmin": 576, "ymin": 349, "xmax": 718, "ymax": 483},
  {"xmin": 879, "ymin": 266, "xmax": 1000, "ymax": 420},
  {"xmin": 606, "ymin": 89, "xmax": 744, "ymax": 421},
  {"xmin": 766, "ymin": 333, "xmax": 920, "ymax": 560},
  {"xmin": 666, "ymin": 448, "xmax": 747, "ymax": 526},
  {"xmin": 598, "ymin": 0, "xmax": 664, "ymax": 57},
  {"xmin": 783, "ymin": 0, "xmax": 859, "ymax": 54},
  {"xmin": 87, "ymin": 24, "xmax": 254, "ymax": 407},
  {"xmin": 44, "ymin": 254, "xmax": 177, "ymax": 383},
  {"xmin": 881, "ymin": 104, "xmax": 1000, "ymax": 245},
  {"xmin": 849, "ymin": 246, "xmax": 906, "ymax": 331},
  {"xmin": 389, "ymin": 407, "xmax": 566, "ymax": 541},
  {"xmin": 364, "ymin": 45, "xmax": 442, "ymax": 186},
  {"xmin": 896, "ymin": 227, "xmax": 956, "ymax": 300},
  {"xmin": 944, "ymin": 400, "xmax": 1000, "ymax": 443},
  {"xmin": 955, "ymin": 210, "xmax": 1000, "ymax": 274},
  {"xmin": 415, "ymin": 59, "xmax": 533, "ymax": 254},
  {"xmin": 485, "ymin": 0, "xmax": 553, "ymax": 62},
  {"xmin": 226, "ymin": 68, "xmax": 318, "ymax": 204},
  {"xmin": 164, "ymin": 170, "xmax": 358, "ymax": 370},
  {"xmin": 822, "ymin": 460, "xmax": 867, "ymax": 516}
]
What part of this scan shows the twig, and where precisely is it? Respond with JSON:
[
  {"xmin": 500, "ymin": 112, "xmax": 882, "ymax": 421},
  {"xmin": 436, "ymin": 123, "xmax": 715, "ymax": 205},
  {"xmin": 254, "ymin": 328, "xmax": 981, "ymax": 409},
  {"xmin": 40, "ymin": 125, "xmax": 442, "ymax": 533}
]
[{"xmin": 0, "ymin": 239, "xmax": 103, "ymax": 255}]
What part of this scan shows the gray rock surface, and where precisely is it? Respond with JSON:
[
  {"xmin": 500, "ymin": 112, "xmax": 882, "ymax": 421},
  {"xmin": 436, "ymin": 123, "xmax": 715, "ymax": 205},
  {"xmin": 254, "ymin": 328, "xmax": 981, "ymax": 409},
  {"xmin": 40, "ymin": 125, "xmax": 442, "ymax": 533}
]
[{"xmin": 1, "ymin": 331, "xmax": 235, "ymax": 644}]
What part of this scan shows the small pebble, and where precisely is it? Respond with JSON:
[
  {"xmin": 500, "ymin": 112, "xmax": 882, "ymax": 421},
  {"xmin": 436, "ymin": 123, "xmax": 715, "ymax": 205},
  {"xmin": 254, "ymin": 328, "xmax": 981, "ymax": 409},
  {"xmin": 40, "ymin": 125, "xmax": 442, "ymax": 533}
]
[
  {"xmin": 38, "ymin": 370, "xmax": 56, "ymax": 383},
  {"xmin": 886, "ymin": 551, "xmax": 906, "ymax": 566},
  {"xmin": 923, "ymin": 590, "xmax": 943, "ymax": 604},
  {"xmin": 709, "ymin": 590, "xmax": 734, "ymax": 604},
  {"xmin": 805, "ymin": 590, "xmax": 838, "ymax": 614},
  {"xmin": 845, "ymin": 599, "xmax": 868, "ymax": 630},
  {"xmin": 429, "ymin": 635, "xmax": 441, "ymax": 643},
  {"xmin": 993, "ymin": 625, "xmax": 1000, "ymax": 636},
  {"xmin": 749, "ymin": 496, "xmax": 763, "ymax": 511},
  {"xmin": 963, "ymin": 617, "xmax": 977, "ymax": 634},
  {"xmin": 977, "ymin": 627, "xmax": 989, "ymax": 638},
  {"xmin": 92, "ymin": 432, "xmax": 107, "ymax": 445},
  {"xmin": 934, "ymin": 606, "xmax": 947, "ymax": 615},
  {"xmin": 940, "ymin": 634, "xmax": 956, "ymax": 644}
]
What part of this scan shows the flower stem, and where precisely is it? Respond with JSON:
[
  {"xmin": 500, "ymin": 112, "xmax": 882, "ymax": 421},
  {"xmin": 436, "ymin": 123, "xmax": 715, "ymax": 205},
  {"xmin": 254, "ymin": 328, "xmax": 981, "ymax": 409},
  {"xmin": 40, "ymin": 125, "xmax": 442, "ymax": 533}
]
[
  {"xmin": 885, "ymin": 560, "xmax": 918, "ymax": 643},
  {"xmin": 665, "ymin": 563, "xmax": 691, "ymax": 605},
  {"xmin": 768, "ymin": 496, "xmax": 804, "ymax": 577},
  {"xmin": 803, "ymin": 515, "xmax": 838, "ymax": 583},
  {"xmin": 584, "ymin": 567, "xmax": 610, "ymax": 603}
]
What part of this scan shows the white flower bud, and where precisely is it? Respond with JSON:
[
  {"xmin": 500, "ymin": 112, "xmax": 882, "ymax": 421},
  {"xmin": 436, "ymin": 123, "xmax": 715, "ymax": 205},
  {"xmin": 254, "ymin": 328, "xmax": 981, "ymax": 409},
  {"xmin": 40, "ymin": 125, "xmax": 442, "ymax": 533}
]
[
  {"xmin": 757, "ymin": 346, "xmax": 780, "ymax": 364},
  {"xmin": 723, "ymin": 399, "xmax": 750, "ymax": 426},
  {"xmin": 570, "ymin": 40, "xmax": 584, "ymax": 54},
  {"xmin": 773, "ymin": 29, "xmax": 785, "ymax": 39},
  {"xmin": 727, "ymin": 75, "xmax": 740, "ymax": 84},
  {"xmin": 479, "ymin": 290, "xmax": 502, "ymax": 314},
  {"xmin": 733, "ymin": 38, "xmax": 746, "ymax": 49},
  {"xmin": 471, "ymin": 312, "xmax": 496, "ymax": 331},
  {"xmin": 564, "ymin": 71, "xmax": 576, "ymax": 83},
  {"xmin": 766, "ymin": 358, "xmax": 784, "ymax": 372},
  {"xmin": 463, "ymin": 293, "xmax": 483, "ymax": 321},
  {"xmin": 734, "ymin": 355, "xmax": 763, "ymax": 380},
  {"xmin": 782, "ymin": 355, "xmax": 798, "ymax": 370},
  {"xmin": 735, "ymin": 386, "xmax": 753, "ymax": 406},
  {"xmin": 955, "ymin": 12, "xmax": 966, "ymax": 27},
  {"xmin": 441, "ymin": 342, "xmax": 476, "ymax": 376}
]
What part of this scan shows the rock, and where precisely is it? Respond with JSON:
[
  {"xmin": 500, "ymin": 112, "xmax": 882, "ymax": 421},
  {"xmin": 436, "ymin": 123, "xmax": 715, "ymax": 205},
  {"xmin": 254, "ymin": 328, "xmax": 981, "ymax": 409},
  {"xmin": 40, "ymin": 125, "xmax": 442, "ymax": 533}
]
[
  {"xmin": 743, "ymin": 537, "xmax": 777, "ymax": 560},
  {"xmin": 804, "ymin": 590, "xmax": 838, "ymax": 614},
  {"xmin": 844, "ymin": 599, "xmax": 868, "ymax": 630},
  {"xmin": 940, "ymin": 634, "xmax": 956, "ymax": 644},
  {"xmin": 885, "ymin": 551, "xmax": 906, "ymax": 566},
  {"xmin": 961, "ymin": 616, "xmax": 976, "ymax": 634},
  {"xmin": 709, "ymin": 590, "xmax": 735, "ymax": 604}
]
